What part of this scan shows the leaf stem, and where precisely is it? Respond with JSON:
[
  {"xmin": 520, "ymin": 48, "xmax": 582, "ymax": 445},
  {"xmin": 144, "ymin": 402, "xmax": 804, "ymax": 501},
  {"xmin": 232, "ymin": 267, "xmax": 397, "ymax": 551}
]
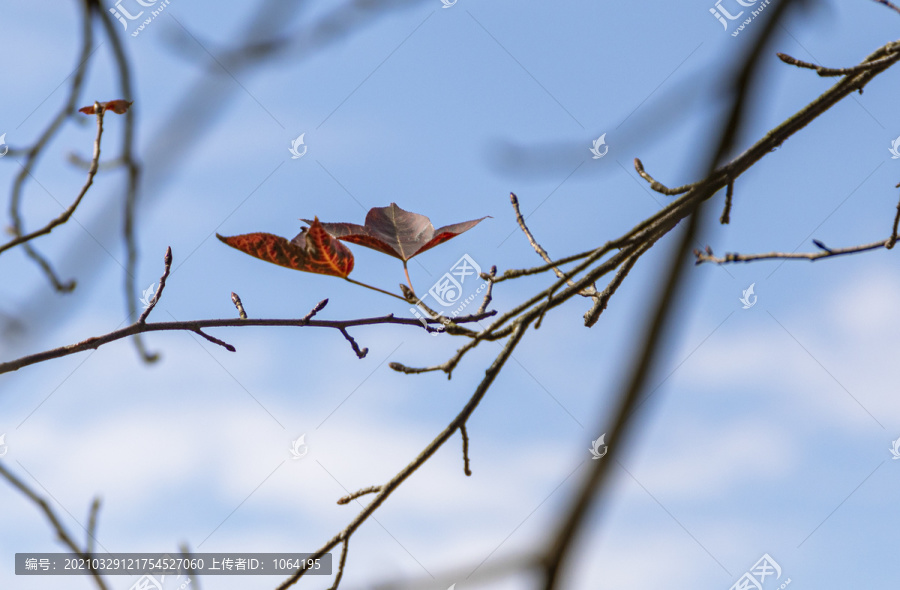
[
  {"xmin": 344, "ymin": 277, "xmax": 407, "ymax": 301},
  {"xmin": 402, "ymin": 261, "xmax": 414, "ymax": 292}
]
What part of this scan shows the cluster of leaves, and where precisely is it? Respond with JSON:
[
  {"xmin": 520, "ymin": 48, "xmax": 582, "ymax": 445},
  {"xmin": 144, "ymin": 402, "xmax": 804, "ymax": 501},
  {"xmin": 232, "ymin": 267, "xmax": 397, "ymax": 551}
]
[{"xmin": 217, "ymin": 203, "xmax": 487, "ymax": 293}]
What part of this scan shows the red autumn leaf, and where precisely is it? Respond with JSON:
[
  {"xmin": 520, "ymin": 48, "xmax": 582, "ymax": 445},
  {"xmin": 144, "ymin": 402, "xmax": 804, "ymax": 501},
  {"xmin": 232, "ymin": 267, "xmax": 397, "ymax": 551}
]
[
  {"xmin": 78, "ymin": 100, "xmax": 134, "ymax": 115},
  {"xmin": 305, "ymin": 203, "xmax": 488, "ymax": 262},
  {"xmin": 217, "ymin": 218, "xmax": 354, "ymax": 278}
]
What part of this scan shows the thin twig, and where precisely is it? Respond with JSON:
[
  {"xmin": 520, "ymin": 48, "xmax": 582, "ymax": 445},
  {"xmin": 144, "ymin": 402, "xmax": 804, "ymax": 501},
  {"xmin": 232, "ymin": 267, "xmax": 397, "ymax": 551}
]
[
  {"xmin": 887, "ymin": 183, "xmax": 900, "ymax": 249},
  {"xmin": 476, "ymin": 266, "xmax": 496, "ymax": 315},
  {"xmin": 460, "ymin": 423, "xmax": 472, "ymax": 476},
  {"xmin": 873, "ymin": 0, "xmax": 900, "ymax": 15},
  {"xmin": 509, "ymin": 192, "xmax": 596, "ymax": 296},
  {"xmin": 0, "ymin": 309, "xmax": 494, "ymax": 376},
  {"xmin": 720, "ymin": 179, "xmax": 734, "ymax": 224},
  {"xmin": 487, "ymin": 248, "xmax": 606, "ymax": 283},
  {"xmin": 511, "ymin": 192, "xmax": 562, "ymax": 271},
  {"xmin": 388, "ymin": 322, "xmax": 501, "ymax": 378},
  {"xmin": 86, "ymin": 496, "xmax": 101, "ymax": 556},
  {"xmin": 0, "ymin": 103, "xmax": 106, "ymax": 255},
  {"xmin": 633, "ymin": 157, "xmax": 694, "ymax": 195},
  {"xmin": 583, "ymin": 240, "xmax": 654, "ymax": 327},
  {"xmin": 328, "ymin": 537, "xmax": 349, "ymax": 590},
  {"xmin": 0, "ymin": 463, "xmax": 109, "ymax": 590},
  {"xmin": 344, "ymin": 276, "xmax": 406, "ymax": 301},
  {"xmin": 138, "ymin": 246, "xmax": 172, "ymax": 323},
  {"xmin": 402, "ymin": 261, "xmax": 414, "ymax": 292},
  {"xmin": 776, "ymin": 51, "xmax": 900, "ymax": 76},
  {"xmin": 388, "ymin": 360, "xmax": 450, "ymax": 375},
  {"xmin": 337, "ymin": 486, "xmax": 383, "ymax": 505},
  {"xmin": 193, "ymin": 329, "xmax": 236, "ymax": 351},
  {"xmin": 694, "ymin": 239, "xmax": 890, "ymax": 264},
  {"xmin": 338, "ymin": 327, "xmax": 368, "ymax": 359}
]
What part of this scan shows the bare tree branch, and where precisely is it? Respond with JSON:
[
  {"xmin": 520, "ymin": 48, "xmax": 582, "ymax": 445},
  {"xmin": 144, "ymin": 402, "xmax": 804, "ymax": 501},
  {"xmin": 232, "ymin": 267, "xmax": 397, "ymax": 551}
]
[
  {"xmin": 541, "ymin": 1, "xmax": 802, "ymax": 585},
  {"xmin": 6, "ymin": 0, "xmax": 97, "ymax": 292},
  {"xmin": 0, "ymin": 304, "xmax": 496, "ymax": 376},
  {"xmin": 94, "ymin": 0, "xmax": 151, "ymax": 362}
]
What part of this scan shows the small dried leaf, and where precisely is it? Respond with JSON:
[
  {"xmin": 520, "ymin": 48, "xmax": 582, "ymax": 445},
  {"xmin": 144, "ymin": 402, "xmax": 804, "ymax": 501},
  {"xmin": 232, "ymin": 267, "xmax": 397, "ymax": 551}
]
[{"xmin": 78, "ymin": 100, "xmax": 134, "ymax": 115}]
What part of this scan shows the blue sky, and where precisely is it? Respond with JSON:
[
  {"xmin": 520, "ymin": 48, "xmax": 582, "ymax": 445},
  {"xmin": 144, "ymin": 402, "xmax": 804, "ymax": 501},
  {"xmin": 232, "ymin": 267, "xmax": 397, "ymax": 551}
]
[{"xmin": 1, "ymin": 0, "xmax": 900, "ymax": 589}]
